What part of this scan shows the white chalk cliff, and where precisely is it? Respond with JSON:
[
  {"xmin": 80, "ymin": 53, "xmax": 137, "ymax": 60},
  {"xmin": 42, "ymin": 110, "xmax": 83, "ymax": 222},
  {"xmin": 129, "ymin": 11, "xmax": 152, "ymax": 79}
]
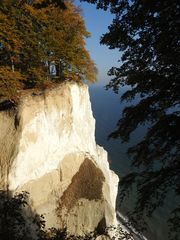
[{"xmin": 0, "ymin": 82, "xmax": 119, "ymax": 235}]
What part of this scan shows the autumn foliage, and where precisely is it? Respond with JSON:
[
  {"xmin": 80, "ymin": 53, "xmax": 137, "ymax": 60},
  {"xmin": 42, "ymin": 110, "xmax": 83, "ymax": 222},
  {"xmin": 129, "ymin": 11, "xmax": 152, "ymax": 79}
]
[{"xmin": 0, "ymin": 0, "xmax": 96, "ymax": 103}]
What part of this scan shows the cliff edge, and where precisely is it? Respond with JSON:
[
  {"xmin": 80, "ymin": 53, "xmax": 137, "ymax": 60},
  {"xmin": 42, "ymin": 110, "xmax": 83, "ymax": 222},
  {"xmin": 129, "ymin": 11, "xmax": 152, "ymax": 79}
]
[{"xmin": 0, "ymin": 82, "xmax": 119, "ymax": 235}]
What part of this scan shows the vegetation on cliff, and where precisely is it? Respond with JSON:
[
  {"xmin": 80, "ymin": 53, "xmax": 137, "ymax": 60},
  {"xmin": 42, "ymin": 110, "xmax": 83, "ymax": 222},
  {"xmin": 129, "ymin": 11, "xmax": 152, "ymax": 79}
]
[
  {"xmin": 81, "ymin": 0, "xmax": 180, "ymax": 238},
  {"xmin": 0, "ymin": 0, "xmax": 96, "ymax": 103},
  {"xmin": 0, "ymin": 191, "xmax": 133, "ymax": 240}
]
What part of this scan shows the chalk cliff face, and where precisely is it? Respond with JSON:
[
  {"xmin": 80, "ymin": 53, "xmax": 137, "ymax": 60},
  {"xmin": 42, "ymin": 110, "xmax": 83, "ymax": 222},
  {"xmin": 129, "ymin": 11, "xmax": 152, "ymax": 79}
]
[{"xmin": 0, "ymin": 82, "xmax": 118, "ymax": 235}]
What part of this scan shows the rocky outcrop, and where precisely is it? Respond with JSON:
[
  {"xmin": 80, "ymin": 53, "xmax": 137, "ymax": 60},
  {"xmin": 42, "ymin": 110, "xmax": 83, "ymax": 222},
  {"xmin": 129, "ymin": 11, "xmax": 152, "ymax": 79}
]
[{"xmin": 0, "ymin": 82, "xmax": 119, "ymax": 236}]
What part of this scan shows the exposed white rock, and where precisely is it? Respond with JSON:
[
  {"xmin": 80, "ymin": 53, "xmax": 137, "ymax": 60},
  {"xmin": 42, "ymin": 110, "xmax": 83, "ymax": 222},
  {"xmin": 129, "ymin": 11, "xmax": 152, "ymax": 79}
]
[{"xmin": 0, "ymin": 82, "xmax": 119, "ymax": 236}]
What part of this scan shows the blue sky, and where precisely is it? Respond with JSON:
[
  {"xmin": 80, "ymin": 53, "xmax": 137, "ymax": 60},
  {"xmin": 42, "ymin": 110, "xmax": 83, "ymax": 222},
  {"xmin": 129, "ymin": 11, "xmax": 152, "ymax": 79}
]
[{"xmin": 74, "ymin": 0, "xmax": 120, "ymax": 85}]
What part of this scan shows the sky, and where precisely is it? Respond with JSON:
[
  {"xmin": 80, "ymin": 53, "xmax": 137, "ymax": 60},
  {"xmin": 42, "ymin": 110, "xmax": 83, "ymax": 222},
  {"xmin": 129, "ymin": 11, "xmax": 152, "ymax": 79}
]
[{"xmin": 74, "ymin": 0, "xmax": 120, "ymax": 85}]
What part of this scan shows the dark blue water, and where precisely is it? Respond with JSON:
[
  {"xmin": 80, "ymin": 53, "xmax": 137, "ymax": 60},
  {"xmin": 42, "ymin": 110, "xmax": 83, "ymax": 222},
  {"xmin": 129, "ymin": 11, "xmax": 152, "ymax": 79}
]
[
  {"xmin": 89, "ymin": 84, "xmax": 145, "ymax": 176},
  {"xmin": 89, "ymin": 84, "xmax": 179, "ymax": 240}
]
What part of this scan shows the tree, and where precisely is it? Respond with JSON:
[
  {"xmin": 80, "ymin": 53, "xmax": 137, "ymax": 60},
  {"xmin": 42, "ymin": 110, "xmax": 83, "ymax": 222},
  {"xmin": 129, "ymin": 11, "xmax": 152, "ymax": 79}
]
[
  {"xmin": 0, "ymin": 190, "xmax": 70, "ymax": 240},
  {"xmin": 0, "ymin": 0, "xmax": 96, "ymax": 103},
  {"xmin": 81, "ymin": 0, "xmax": 180, "ymax": 238},
  {"xmin": 0, "ymin": 191, "xmax": 46, "ymax": 240}
]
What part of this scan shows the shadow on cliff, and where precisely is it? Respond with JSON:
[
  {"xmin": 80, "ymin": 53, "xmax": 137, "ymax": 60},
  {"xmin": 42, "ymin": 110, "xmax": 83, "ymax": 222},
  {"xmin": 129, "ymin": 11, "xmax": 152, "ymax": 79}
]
[
  {"xmin": 0, "ymin": 190, "xmax": 112, "ymax": 240},
  {"xmin": 0, "ymin": 190, "xmax": 68, "ymax": 240}
]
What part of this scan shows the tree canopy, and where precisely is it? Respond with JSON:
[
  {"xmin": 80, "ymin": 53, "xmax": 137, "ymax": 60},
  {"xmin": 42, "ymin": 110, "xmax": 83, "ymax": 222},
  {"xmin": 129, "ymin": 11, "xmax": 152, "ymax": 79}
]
[
  {"xmin": 0, "ymin": 0, "xmax": 96, "ymax": 103},
  {"xmin": 81, "ymin": 0, "xmax": 180, "ymax": 238}
]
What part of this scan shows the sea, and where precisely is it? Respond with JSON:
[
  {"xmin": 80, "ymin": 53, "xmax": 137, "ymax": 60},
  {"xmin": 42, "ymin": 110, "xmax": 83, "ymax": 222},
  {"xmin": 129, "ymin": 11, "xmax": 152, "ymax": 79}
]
[{"xmin": 89, "ymin": 84, "xmax": 179, "ymax": 240}]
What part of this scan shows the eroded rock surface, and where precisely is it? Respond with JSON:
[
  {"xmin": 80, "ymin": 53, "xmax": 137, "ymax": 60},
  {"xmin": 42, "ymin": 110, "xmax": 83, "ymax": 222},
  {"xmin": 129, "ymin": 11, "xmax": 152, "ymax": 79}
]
[{"xmin": 0, "ymin": 82, "xmax": 119, "ymax": 235}]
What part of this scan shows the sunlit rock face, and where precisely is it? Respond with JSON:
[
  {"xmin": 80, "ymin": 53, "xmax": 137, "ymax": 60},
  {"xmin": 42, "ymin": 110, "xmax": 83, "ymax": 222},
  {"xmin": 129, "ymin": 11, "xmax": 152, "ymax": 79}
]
[{"xmin": 0, "ymin": 82, "xmax": 119, "ymax": 235}]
